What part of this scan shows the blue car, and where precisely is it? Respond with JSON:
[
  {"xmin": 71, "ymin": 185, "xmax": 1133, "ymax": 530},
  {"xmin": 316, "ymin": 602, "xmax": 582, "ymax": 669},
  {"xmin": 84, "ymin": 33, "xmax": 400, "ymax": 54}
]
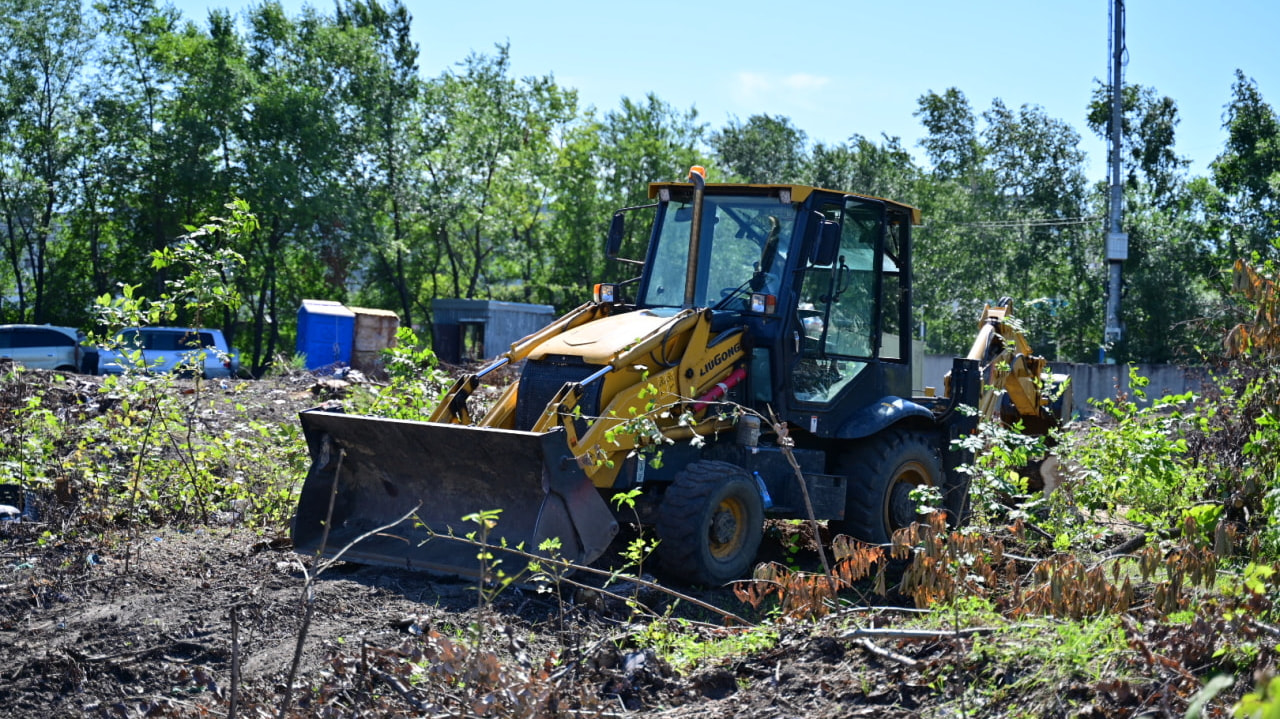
[{"xmin": 98, "ymin": 327, "xmax": 239, "ymax": 378}]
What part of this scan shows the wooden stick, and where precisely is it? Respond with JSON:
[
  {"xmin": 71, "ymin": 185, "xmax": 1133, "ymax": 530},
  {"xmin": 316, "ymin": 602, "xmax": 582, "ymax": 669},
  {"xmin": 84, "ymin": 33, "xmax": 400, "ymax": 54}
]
[
  {"xmin": 839, "ymin": 626, "xmax": 1000, "ymax": 640},
  {"xmin": 852, "ymin": 637, "xmax": 918, "ymax": 668},
  {"xmin": 228, "ymin": 605, "xmax": 241, "ymax": 719}
]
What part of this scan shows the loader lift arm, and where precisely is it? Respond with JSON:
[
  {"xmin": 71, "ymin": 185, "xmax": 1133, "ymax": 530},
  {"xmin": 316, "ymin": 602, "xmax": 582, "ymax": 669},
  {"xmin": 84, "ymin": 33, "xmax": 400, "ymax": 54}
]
[{"xmin": 429, "ymin": 302, "xmax": 612, "ymax": 425}]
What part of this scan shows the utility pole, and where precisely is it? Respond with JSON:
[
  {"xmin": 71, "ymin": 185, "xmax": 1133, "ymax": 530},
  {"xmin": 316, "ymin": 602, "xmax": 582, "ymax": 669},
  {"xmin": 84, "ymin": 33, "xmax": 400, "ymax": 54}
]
[{"xmin": 1103, "ymin": 0, "xmax": 1127, "ymax": 361}]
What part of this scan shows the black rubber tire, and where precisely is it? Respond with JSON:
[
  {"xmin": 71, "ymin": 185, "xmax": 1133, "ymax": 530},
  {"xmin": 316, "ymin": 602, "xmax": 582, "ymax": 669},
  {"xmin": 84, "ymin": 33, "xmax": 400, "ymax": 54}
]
[
  {"xmin": 830, "ymin": 429, "xmax": 954, "ymax": 544},
  {"xmin": 655, "ymin": 460, "xmax": 764, "ymax": 586}
]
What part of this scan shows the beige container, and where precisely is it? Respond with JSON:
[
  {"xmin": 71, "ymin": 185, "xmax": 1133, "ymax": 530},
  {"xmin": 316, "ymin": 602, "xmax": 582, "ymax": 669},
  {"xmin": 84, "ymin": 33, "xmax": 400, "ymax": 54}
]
[{"xmin": 348, "ymin": 307, "xmax": 400, "ymax": 374}]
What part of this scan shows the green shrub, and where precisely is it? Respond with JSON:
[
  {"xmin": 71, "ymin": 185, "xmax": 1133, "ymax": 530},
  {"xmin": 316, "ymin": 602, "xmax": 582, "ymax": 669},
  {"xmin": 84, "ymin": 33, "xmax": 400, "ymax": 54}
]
[
  {"xmin": 1052, "ymin": 366, "xmax": 1205, "ymax": 537},
  {"xmin": 349, "ymin": 326, "xmax": 450, "ymax": 420}
]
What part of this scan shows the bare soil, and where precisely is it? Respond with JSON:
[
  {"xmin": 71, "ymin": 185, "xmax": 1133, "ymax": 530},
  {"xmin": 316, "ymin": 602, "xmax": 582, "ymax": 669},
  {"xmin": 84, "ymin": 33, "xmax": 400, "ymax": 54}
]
[
  {"xmin": 0, "ymin": 368, "xmax": 1260, "ymax": 717},
  {"xmin": 0, "ymin": 518, "xmax": 958, "ymax": 718}
]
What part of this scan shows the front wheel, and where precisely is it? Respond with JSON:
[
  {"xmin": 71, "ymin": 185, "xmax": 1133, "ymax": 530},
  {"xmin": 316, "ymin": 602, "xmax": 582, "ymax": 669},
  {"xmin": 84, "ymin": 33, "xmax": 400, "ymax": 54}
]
[
  {"xmin": 831, "ymin": 429, "xmax": 957, "ymax": 544},
  {"xmin": 656, "ymin": 461, "xmax": 764, "ymax": 586}
]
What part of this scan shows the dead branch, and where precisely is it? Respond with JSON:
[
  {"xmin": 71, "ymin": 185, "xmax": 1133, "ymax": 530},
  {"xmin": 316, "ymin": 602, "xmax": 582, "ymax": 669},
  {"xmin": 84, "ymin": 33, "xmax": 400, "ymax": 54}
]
[
  {"xmin": 228, "ymin": 605, "xmax": 241, "ymax": 719},
  {"xmin": 852, "ymin": 637, "xmax": 918, "ymax": 668},
  {"xmin": 370, "ymin": 667, "xmax": 431, "ymax": 712},
  {"xmin": 839, "ymin": 605, "xmax": 934, "ymax": 615},
  {"xmin": 839, "ymin": 626, "xmax": 1001, "ymax": 640},
  {"xmin": 1106, "ymin": 533, "xmax": 1147, "ymax": 557},
  {"xmin": 278, "ymin": 448, "xmax": 422, "ymax": 719},
  {"xmin": 422, "ymin": 528, "xmax": 753, "ymax": 626},
  {"xmin": 1252, "ymin": 618, "xmax": 1280, "ymax": 639},
  {"xmin": 1020, "ymin": 518, "xmax": 1056, "ymax": 541}
]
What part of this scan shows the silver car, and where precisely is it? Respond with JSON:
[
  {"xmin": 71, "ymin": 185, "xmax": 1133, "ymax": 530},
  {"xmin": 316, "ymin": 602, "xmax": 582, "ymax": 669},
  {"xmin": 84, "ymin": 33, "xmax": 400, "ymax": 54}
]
[{"xmin": 0, "ymin": 324, "xmax": 83, "ymax": 372}]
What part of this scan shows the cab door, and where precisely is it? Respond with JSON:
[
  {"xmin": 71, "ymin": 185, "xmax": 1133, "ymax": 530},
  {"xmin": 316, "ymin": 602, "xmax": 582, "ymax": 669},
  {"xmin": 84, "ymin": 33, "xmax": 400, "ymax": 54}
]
[
  {"xmin": 784, "ymin": 195, "xmax": 904, "ymax": 435},
  {"xmin": 788, "ymin": 196, "xmax": 883, "ymax": 396}
]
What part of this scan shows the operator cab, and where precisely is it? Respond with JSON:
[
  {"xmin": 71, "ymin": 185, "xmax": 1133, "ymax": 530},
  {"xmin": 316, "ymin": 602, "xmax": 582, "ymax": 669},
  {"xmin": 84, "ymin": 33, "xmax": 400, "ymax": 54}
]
[{"xmin": 608, "ymin": 177, "xmax": 922, "ymax": 439}]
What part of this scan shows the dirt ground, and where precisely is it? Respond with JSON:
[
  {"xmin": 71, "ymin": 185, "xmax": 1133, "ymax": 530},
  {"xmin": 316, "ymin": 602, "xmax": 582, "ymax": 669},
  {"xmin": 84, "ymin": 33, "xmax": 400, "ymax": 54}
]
[
  {"xmin": 0, "ymin": 521, "xmax": 941, "ymax": 718},
  {"xmin": 0, "ymin": 368, "xmax": 1259, "ymax": 717}
]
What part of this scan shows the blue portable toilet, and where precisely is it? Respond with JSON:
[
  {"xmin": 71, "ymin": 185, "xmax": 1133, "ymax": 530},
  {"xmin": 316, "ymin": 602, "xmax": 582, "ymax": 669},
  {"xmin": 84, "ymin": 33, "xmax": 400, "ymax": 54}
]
[{"xmin": 297, "ymin": 300, "xmax": 355, "ymax": 370}]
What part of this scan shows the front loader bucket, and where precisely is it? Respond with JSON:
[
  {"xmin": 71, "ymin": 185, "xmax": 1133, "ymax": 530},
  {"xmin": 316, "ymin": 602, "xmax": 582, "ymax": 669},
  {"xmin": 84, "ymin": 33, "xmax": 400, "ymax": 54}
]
[{"xmin": 292, "ymin": 410, "xmax": 619, "ymax": 578}]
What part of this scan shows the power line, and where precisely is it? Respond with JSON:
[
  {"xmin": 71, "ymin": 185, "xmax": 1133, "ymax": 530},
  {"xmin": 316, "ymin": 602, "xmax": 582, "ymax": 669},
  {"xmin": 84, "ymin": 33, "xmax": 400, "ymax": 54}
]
[{"xmin": 923, "ymin": 215, "xmax": 1103, "ymax": 230}]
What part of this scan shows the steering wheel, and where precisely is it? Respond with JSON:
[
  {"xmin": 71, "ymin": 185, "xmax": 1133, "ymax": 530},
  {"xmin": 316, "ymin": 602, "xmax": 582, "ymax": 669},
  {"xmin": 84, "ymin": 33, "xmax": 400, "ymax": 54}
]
[
  {"xmin": 720, "ymin": 272, "xmax": 779, "ymax": 299},
  {"xmin": 797, "ymin": 308, "xmax": 824, "ymax": 339}
]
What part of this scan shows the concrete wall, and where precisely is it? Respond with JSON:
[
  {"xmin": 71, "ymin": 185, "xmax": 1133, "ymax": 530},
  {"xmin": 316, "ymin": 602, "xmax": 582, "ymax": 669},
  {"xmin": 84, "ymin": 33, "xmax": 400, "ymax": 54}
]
[{"xmin": 921, "ymin": 354, "xmax": 1209, "ymax": 412}]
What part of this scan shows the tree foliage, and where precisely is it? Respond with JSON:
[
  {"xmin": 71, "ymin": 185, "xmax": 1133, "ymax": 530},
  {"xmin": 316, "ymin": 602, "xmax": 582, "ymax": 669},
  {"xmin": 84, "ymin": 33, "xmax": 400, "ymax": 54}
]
[
  {"xmin": 1211, "ymin": 70, "xmax": 1280, "ymax": 263},
  {"xmin": 0, "ymin": 1, "xmax": 1269, "ymax": 370}
]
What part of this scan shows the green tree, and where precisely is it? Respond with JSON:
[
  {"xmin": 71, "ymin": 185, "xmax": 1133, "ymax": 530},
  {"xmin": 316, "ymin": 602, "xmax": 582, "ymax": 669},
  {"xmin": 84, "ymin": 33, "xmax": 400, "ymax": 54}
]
[
  {"xmin": 541, "ymin": 117, "xmax": 610, "ymax": 302},
  {"xmin": 806, "ymin": 133, "xmax": 918, "ymax": 200},
  {"xmin": 909, "ymin": 88, "xmax": 1002, "ymax": 354},
  {"xmin": 230, "ymin": 2, "xmax": 361, "ymax": 371},
  {"xmin": 981, "ymin": 100, "xmax": 1097, "ymax": 360},
  {"xmin": 710, "ymin": 113, "xmax": 807, "ymax": 184},
  {"xmin": 93, "ymin": 0, "xmax": 186, "ymax": 293},
  {"xmin": 336, "ymin": 0, "xmax": 425, "ymax": 326},
  {"xmin": 1210, "ymin": 70, "xmax": 1280, "ymax": 262},
  {"xmin": 587, "ymin": 93, "xmax": 706, "ymax": 285},
  {"xmin": 910, "ymin": 91, "xmax": 1099, "ymax": 360},
  {"xmin": 915, "ymin": 87, "xmax": 982, "ymax": 180},
  {"xmin": 1086, "ymin": 83, "xmax": 1210, "ymax": 362},
  {"xmin": 420, "ymin": 44, "xmax": 578, "ymax": 301},
  {"xmin": 0, "ymin": 0, "xmax": 93, "ymax": 322},
  {"xmin": 599, "ymin": 93, "xmax": 707, "ymax": 208},
  {"xmin": 150, "ymin": 9, "xmax": 255, "ymax": 334}
]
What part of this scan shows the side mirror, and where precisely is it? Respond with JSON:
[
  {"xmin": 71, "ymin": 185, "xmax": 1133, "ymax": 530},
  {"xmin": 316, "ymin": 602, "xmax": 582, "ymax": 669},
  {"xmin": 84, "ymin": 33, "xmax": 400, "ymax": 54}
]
[
  {"xmin": 605, "ymin": 212, "xmax": 625, "ymax": 259},
  {"xmin": 809, "ymin": 218, "xmax": 840, "ymax": 266}
]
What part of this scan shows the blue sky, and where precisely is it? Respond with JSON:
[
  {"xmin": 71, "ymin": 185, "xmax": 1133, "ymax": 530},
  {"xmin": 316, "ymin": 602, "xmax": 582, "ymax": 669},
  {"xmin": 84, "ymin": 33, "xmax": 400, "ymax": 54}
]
[{"xmin": 169, "ymin": 0, "xmax": 1278, "ymax": 182}]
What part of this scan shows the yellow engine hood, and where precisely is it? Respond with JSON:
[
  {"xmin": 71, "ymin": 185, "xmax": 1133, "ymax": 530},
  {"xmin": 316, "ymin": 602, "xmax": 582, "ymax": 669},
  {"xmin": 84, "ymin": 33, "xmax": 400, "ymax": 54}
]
[{"xmin": 528, "ymin": 309, "xmax": 683, "ymax": 365}]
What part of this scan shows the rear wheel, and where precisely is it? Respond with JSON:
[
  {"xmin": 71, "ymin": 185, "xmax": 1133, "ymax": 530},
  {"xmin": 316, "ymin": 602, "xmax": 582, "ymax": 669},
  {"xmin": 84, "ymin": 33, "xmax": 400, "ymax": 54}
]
[
  {"xmin": 656, "ymin": 461, "xmax": 763, "ymax": 586},
  {"xmin": 831, "ymin": 429, "xmax": 954, "ymax": 544}
]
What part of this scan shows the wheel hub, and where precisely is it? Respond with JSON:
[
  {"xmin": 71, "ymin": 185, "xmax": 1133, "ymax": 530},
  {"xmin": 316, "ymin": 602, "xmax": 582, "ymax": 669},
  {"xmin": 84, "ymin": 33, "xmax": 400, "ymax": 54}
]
[
  {"xmin": 710, "ymin": 507, "xmax": 739, "ymax": 546},
  {"xmin": 888, "ymin": 482, "xmax": 919, "ymax": 530}
]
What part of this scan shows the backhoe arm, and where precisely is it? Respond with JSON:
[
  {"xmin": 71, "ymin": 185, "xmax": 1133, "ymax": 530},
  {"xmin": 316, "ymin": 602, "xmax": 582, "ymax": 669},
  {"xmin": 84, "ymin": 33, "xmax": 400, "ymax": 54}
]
[{"xmin": 960, "ymin": 300, "xmax": 1071, "ymax": 435}]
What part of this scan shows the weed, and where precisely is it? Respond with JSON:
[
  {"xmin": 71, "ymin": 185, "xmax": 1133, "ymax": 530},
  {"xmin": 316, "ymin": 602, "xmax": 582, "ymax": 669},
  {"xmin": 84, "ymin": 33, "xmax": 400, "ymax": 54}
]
[
  {"xmin": 0, "ymin": 377, "xmax": 63, "ymax": 491},
  {"xmin": 1050, "ymin": 366, "xmax": 1205, "ymax": 542},
  {"xmin": 4, "ymin": 203, "xmax": 307, "ymax": 556},
  {"xmin": 352, "ymin": 327, "xmax": 450, "ymax": 420},
  {"xmin": 528, "ymin": 536, "xmax": 569, "ymax": 629},
  {"xmin": 610, "ymin": 487, "xmax": 658, "ymax": 583},
  {"xmin": 951, "ymin": 411, "xmax": 1050, "ymax": 525},
  {"xmin": 977, "ymin": 615, "xmax": 1130, "ymax": 696},
  {"xmin": 631, "ymin": 617, "xmax": 777, "ymax": 673},
  {"xmin": 1235, "ymin": 674, "xmax": 1280, "ymax": 718},
  {"xmin": 462, "ymin": 509, "xmax": 527, "ymax": 609}
]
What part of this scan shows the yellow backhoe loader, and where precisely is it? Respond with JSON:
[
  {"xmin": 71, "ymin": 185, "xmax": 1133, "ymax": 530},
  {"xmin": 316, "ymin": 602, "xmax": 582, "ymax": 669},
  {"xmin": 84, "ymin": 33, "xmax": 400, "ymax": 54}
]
[{"xmin": 292, "ymin": 169, "xmax": 1069, "ymax": 585}]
